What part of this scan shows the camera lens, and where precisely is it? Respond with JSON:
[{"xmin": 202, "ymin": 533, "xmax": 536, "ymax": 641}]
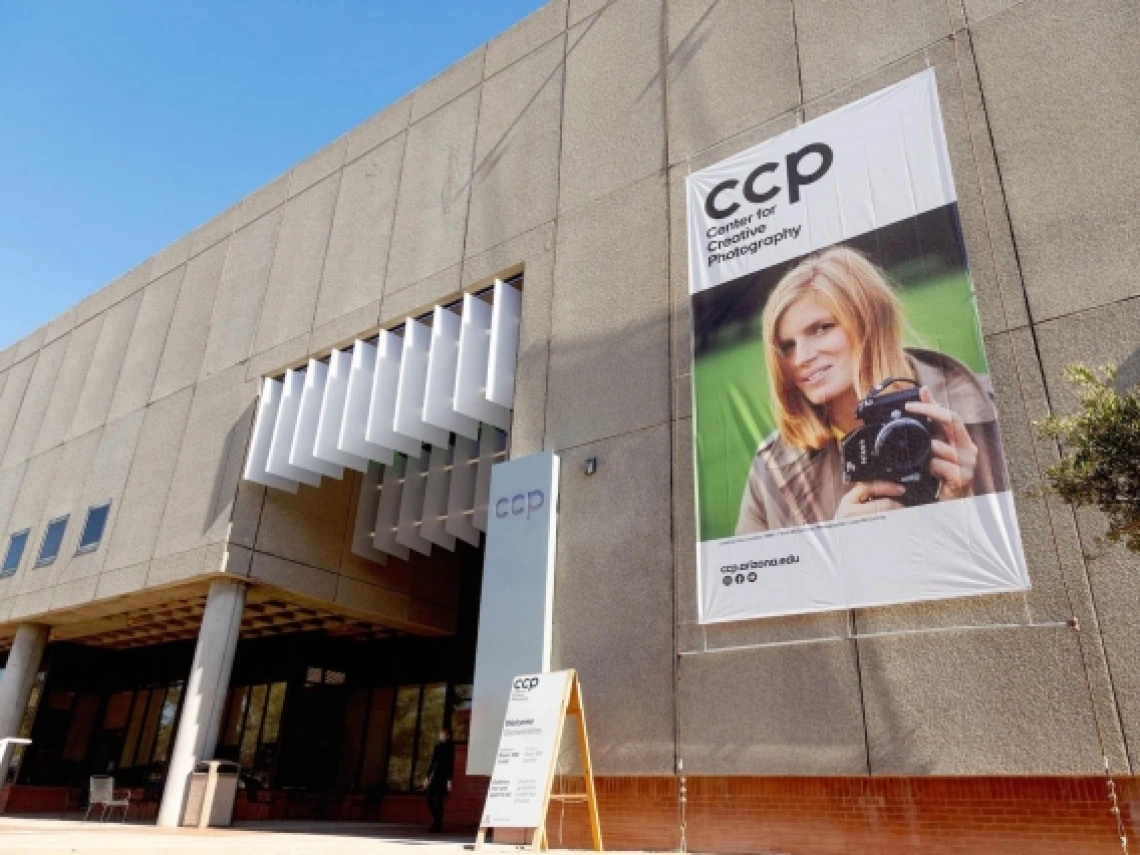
[{"xmin": 874, "ymin": 417, "xmax": 931, "ymax": 472}]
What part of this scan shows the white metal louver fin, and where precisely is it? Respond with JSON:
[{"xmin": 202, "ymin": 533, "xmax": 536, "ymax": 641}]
[
  {"xmin": 315, "ymin": 349, "xmax": 369, "ymax": 473},
  {"xmin": 366, "ymin": 332, "xmax": 423, "ymax": 458},
  {"xmin": 372, "ymin": 455, "xmax": 411, "ymax": 561},
  {"xmin": 290, "ymin": 359, "xmax": 344, "ymax": 479},
  {"xmin": 340, "ymin": 342, "xmax": 396, "ymax": 466},
  {"xmin": 445, "ymin": 433, "xmax": 481, "ymax": 546},
  {"xmin": 350, "ymin": 463, "xmax": 388, "ymax": 564},
  {"xmin": 396, "ymin": 450, "xmax": 433, "ymax": 556},
  {"xmin": 393, "ymin": 320, "xmax": 449, "ymax": 449},
  {"xmin": 454, "ymin": 293, "xmax": 510, "ymax": 430},
  {"xmin": 421, "ymin": 444, "xmax": 456, "ymax": 550},
  {"xmin": 424, "ymin": 306, "xmax": 481, "ymax": 441},
  {"xmin": 244, "ymin": 377, "xmax": 300, "ymax": 492},
  {"xmin": 487, "ymin": 280, "xmax": 521, "ymax": 409},
  {"xmin": 266, "ymin": 369, "xmax": 321, "ymax": 487}
]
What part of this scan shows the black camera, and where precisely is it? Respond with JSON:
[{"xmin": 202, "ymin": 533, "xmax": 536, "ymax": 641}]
[{"xmin": 841, "ymin": 378, "xmax": 939, "ymax": 506}]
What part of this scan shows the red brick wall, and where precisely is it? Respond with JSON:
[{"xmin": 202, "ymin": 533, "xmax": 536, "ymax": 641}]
[
  {"xmin": 530, "ymin": 776, "xmax": 1137, "ymax": 854},
  {"xmin": 11, "ymin": 772, "xmax": 1138, "ymax": 853}
]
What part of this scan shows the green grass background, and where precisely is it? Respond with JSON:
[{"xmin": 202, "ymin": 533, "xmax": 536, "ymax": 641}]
[{"xmin": 693, "ymin": 271, "xmax": 989, "ymax": 542}]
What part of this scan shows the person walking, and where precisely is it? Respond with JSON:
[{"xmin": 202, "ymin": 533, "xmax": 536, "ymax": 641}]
[{"xmin": 423, "ymin": 727, "xmax": 454, "ymax": 834}]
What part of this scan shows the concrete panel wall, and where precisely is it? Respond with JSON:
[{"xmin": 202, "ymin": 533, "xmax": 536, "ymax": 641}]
[
  {"xmin": 0, "ymin": 0, "xmax": 1135, "ymax": 780},
  {"xmin": 252, "ymin": 173, "xmax": 342, "ymax": 355},
  {"xmin": 69, "ymin": 291, "xmax": 144, "ymax": 439},
  {"xmin": 108, "ymin": 267, "xmax": 185, "ymax": 420},
  {"xmin": 465, "ymin": 34, "xmax": 564, "ymax": 257},
  {"xmin": 102, "ymin": 388, "xmax": 194, "ymax": 573},
  {"xmin": 386, "ymin": 87, "xmax": 480, "ymax": 290},
  {"xmin": 33, "ymin": 316, "xmax": 103, "ymax": 455},
  {"xmin": 3, "ymin": 336, "xmax": 68, "ymax": 468},
  {"xmin": 151, "ymin": 237, "xmax": 229, "ymax": 401},
  {"xmin": 200, "ymin": 210, "xmax": 282, "ymax": 379}
]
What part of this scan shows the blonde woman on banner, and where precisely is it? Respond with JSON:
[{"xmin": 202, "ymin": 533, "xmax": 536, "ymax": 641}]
[{"xmin": 736, "ymin": 246, "xmax": 1007, "ymax": 535}]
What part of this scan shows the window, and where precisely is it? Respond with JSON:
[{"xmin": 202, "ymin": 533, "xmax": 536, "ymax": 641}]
[
  {"xmin": 35, "ymin": 516, "xmax": 68, "ymax": 567},
  {"xmin": 112, "ymin": 683, "xmax": 185, "ymax": 771},
  {"xmin": 219, "ymin": 682, "xmax": 287, "ymax": 786},
  {"xmin": 385, "ymin": 682, "xmax": 448, "ymax": 792},
  {"xmin": 1, "ymin": 530, "xmax": 29, "ymax": 577},
  {"xmin": 76, "ymin": 503, "xmax": 111, "ymax": 554},
  {"xmin": 332, "ymin": 682, "xmax": 469, "ymax": 794}
]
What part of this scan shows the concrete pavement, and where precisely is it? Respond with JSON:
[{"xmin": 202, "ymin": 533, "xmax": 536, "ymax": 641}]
[{"xmin": 0, "ymin": 818, "xmax": 498, "ymax": 854}]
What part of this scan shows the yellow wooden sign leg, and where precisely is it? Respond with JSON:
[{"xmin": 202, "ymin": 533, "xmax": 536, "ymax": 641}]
[{"xmin": 570, "ymin": 674, "xmax": 604, "ymax": 851}]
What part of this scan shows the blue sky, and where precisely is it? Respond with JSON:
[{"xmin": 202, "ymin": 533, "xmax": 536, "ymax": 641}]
[{"xmin": 0, "ymin": 0, "xmax": 548, "ymax": 349}]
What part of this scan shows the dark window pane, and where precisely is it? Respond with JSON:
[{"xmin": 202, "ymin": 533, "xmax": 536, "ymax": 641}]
[
  {"xmin": 77, "ymin": 504, "xmax": 111, "ymax": 553},
  {"xmin": 120, "ymin": 692, "xmax": 148, "ymax": 768},
  {"xmin": 1, "ymin": 530, "xmax": 29, "ymax": 576},
  {"xmin": 261, "ymin": 683, "xmax": 287, "ymax": 744},
  {"xmin": 386, "ymin": 685, "xmax": 421, "ymax": 792},
  {"xmin": 36, "ymin": 516, "xmax": 68, "ymax": 566},
  {"xmin": 103, "ymin": 692, "xmax": 133, "ymax": 730},
  {"xmin": 222, "ymin": 687, "xmax": 249, "ymax": 747},
  {"xmin": 240, "ymin": 685, "xmax": 268, "ymax": 770},
  {"xmin": 412, "ymin": 684, "xmax": 447, "ymax": 787},
  {"xmin": 152, "ymin": 685, "xmax": 182, "ymax": 763},
  {"xmin": 337, "ymin": 690, "xmax": 370, "ymax": 789},
  {"xmin": 360, "ymin": 687, "xmax": 393, "ymax": 791},
  {"xmin": 62, "ymin": 694, "xmax": 101, "ymax": 762},
  {"xmin": 135, "ymin": 688, "xmax": 165, "ymax": 766}
]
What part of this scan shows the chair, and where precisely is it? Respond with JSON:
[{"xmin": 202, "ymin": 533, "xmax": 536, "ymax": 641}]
[{"xmin": 85, "ymin": 775, "xmax": 130, "ymax": 823}]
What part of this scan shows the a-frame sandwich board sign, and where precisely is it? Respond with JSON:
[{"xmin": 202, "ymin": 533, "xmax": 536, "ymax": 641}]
[{"xmin": 475, "ymin": 669, "xmax": 602, "ymax": 851}]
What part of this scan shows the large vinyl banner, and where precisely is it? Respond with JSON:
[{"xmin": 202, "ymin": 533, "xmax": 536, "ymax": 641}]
[{"xmin": 687, "ymin": 71, "xmax": 1030, "ymax": 624}]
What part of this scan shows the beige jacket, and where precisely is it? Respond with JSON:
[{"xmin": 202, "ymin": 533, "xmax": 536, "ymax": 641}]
[{"xmin": 736, "ymin": 348, "xmax": 1009, "ymax": 534}]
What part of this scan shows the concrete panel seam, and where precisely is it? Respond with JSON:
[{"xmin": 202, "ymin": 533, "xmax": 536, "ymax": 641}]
[
  {"xmin": 537, "ymin": 7, "xmax": 571, "ymax": 450},
  {"xmin": 961, "ymin": 0, "xmax": 1031, "ymax": 27},
  {"xmin": 304, "ymin": 171, "xmax": 347, "ymax": 346},
  {"xmin": 411, "ymin": 47, "xmax": 487, "ymax": 127},
  {"xmin": 455, "ymin": 62, "xmax": 487, "ymax": 272},
  {"xmin": 548, "ymin": 416, "xmax": 673, "ymax": 457},
  {"xmin": 238, "ymin": 205, "xmax": 292, "ymax": 368},
  {"xmin": 376, "ymin": 124, "xmax": 413, "ymax": 301},
  {"xmin": 660, "ymin": 0, "xmax": 681, "ymax": 777},
  {"xmin": 669, "ymin": 29, "xmax": 967, "ymax": 172},
  {"xmin": 124, "ymin": 395, "xmax": 194, "ymax": 578},
  {"xmin": 485, "ymin": 28, "xmax": 568, "ymax": 83},
  {"xmin": 0, "ymin": 352, "xmax": 39, "ymax": 466}
]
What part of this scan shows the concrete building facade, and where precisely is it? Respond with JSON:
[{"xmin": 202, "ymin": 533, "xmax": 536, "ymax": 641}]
[{"xmin": 0, "ymin": 0, "xmax": 1138, "ymax": 852}]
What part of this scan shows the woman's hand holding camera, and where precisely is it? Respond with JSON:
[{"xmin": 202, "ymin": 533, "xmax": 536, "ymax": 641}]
[
  {"xmin": 905, "ymin": 386, "xmax": 977, "ymax": 500},
  {"xmin": 835, "ymin": 480, "xmax": 907, "ymax": 518}
]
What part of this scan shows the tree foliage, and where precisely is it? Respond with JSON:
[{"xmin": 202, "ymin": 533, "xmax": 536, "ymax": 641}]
[{"xmin": 1037, "ymin": 365, "xmax": 1140, "ymax": 553}]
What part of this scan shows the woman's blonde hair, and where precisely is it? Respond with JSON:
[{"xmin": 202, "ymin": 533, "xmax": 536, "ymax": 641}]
[{"xmin": 762, "ymin": 246, "xmax": 913, "ymax": 451}]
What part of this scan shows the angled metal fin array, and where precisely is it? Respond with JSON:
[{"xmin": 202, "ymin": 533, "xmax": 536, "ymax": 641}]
[{"xmin": 243, "ymin": 281, "xmax": 520, "ymax": 563}]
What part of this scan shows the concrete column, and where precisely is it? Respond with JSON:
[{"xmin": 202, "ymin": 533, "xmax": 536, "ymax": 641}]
[
  {"xmin": 0, "ymin": 623, "xmax": 49, "ymax": 776},
  {"xmin": 157, "ymin": 578, "xmax": 245, "ymax": 827}
]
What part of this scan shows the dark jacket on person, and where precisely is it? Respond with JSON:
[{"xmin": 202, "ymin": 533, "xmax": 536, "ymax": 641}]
[
  {"xmin": 736, "ymin": 348, "xmax": 1009, "ymax": 534},
  {"xmin": 426, "ymin": 739, "xmax": 455, "ymax": 791}
]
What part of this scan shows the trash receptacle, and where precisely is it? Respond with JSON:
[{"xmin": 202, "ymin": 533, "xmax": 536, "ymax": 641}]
[{"xmin": 180, "ymin": 760, "xmax": 240, "ymax": 828}]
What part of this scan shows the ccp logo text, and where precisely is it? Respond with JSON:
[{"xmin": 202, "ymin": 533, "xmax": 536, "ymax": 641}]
[
  {"xmin": 495, "ymin": 490, "xmax": 545, "ymax": 520},
  {"xmin": 704, "ymin": 142, "xmax": 834, "ymax": 220},
  {"xmin": 513, "ymin": 677, "xmax": 540, "ymax": 690}
]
